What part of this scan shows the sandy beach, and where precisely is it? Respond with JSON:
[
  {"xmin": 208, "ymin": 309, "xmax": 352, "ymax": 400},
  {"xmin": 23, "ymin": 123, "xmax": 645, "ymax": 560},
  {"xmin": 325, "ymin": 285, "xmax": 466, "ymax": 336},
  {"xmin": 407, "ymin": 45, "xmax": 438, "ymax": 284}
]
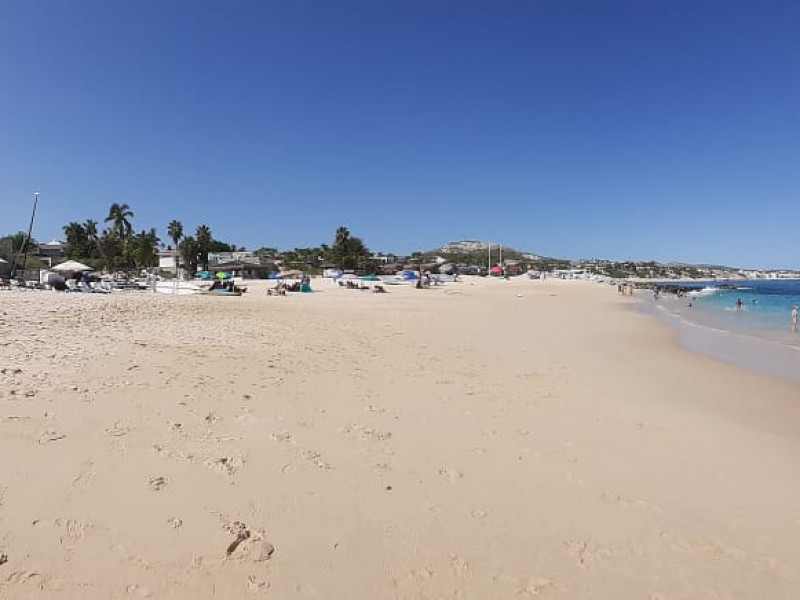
[{"xmin": 2, "ymin": 277, "xmax": 799, "ymax": 599}]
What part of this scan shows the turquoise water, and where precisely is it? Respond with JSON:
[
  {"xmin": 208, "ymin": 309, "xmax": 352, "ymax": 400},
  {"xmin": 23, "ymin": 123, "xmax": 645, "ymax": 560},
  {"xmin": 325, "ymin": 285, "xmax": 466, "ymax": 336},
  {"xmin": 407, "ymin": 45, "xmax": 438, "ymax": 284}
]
[
  {"xmin": 654, "ymin": 280, "xmax": 800, "ymax": 349},
  {"xmin": 643, "ymin": 280, "xmax": 800, "ymax": 387}
]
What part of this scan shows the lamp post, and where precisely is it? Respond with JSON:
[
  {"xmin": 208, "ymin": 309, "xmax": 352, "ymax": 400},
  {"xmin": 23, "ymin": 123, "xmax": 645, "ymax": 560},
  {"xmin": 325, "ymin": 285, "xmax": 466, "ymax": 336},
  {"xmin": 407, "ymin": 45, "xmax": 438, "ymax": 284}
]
[{"xmin": 11, "ymin": 191, "xmax": 40, "ymax": 278}]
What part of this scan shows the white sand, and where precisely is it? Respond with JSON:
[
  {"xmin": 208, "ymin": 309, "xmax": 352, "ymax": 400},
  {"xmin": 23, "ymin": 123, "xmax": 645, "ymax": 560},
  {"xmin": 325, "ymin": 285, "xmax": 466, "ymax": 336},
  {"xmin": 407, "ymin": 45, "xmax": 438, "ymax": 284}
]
[{"xmin": 1, "ymin": 277, "xmax": 799, "ymax": 598}]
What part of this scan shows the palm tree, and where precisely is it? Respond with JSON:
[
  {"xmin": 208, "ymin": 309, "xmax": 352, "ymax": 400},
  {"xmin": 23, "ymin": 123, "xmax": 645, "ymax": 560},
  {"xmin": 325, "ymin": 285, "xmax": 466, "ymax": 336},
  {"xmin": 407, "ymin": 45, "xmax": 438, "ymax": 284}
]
[
  {"xmin": 129, "ymin": 228, "xmax": 160, "ymax": 269},
  {"xmin": 195, "ymin": 224, "xmax": 212, "ymax": 271},
  {"xmin": 62, "ymin": 222, "xmax": 87, "ymax": 256},
  {"xmin": 330, "ymin": 226, "xmax": 370, "ymax": 271},
  {"xmin": 97, "ymin": 229, "xmax": 123, "ymax": 271},
  {"xmin": 83, "ymin": 219, "xmax": 99, "ymax": 258},
  {"xmin": 105, "ymin": 203, "xmax": 135, "ymax": 240},
  {"xmin": 180, "ymin": 235, "xmax": 199, "ymax": 276},
  {"xmin": 167, "ymin": 220, "xmax": 184, "ymax": 276}
]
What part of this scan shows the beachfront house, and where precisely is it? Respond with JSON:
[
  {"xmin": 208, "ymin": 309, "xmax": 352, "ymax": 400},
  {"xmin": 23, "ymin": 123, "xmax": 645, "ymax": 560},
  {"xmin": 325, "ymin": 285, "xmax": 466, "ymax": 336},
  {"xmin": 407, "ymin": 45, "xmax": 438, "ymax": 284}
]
[
  {"xmin": 157, "ymin": 249, "xmax": 180, "ymax": 274},
  {"xmin": 36, "ymin": 239, "xmax": 65, "ymax": 265}
]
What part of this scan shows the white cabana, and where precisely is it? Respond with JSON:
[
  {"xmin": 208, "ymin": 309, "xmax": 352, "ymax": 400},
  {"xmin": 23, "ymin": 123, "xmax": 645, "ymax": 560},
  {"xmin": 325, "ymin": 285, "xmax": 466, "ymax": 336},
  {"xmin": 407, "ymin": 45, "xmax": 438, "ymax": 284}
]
[{"xmin": 52, "ymin": 260, "xmax": 92, "ymax": 272}]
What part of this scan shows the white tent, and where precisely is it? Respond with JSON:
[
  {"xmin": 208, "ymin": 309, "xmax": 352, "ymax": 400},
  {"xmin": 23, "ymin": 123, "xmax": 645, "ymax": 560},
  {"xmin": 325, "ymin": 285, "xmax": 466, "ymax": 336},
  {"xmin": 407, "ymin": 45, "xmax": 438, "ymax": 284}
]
[{"xmin": 52, "ymin": 260, "xmax": 92, "ymax": 272}]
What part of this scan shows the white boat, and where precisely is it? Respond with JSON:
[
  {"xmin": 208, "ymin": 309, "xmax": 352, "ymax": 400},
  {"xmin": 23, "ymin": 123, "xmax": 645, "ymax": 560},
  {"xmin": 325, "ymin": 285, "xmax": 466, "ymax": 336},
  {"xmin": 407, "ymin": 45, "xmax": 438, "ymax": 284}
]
[{"xmin": 155, "ymin": 280, "xmax": 202, "ymax": 295}]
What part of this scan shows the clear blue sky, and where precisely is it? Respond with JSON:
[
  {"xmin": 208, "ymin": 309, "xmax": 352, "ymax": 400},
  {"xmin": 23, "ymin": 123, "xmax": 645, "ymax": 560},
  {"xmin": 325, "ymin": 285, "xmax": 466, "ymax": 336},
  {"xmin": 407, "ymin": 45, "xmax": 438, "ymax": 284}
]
[{"xmin": 2, "ymin": 0, "xmax": 799, "ymax": 268}]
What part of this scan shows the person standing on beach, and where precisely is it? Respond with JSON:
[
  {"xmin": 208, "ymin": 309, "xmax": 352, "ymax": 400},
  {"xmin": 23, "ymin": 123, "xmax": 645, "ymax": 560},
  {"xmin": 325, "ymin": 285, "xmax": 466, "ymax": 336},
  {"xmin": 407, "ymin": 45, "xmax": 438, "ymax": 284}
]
[{"xmin": 792, "ymin": 305, "xmax": 798, "ymax": 333}]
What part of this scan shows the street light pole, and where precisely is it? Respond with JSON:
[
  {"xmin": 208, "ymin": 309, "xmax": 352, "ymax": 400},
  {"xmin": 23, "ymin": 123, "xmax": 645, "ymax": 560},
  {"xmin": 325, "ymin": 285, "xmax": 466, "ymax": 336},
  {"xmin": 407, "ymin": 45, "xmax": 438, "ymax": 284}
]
[{"xmin": 11, "ymin": 191, "xmax": 40, "ymax": 277}]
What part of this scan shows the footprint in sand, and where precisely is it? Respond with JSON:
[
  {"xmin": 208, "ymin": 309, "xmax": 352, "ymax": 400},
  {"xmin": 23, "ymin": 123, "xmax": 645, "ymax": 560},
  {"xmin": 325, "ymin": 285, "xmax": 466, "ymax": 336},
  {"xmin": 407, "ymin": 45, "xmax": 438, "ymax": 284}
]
[
  {"xmin": 450, "ymin": 554, "xmax": 470, "ymax": 578},
  {"xmin": 58, "ymin": 518, "xmax": 87, "ymax": 550},
  {"xmin": 271, "ymin": 431, "xmax": 293, "ymax": 443},
  {"xmin": 438, "ymin": 466, "xmax": 462, "ymax": 482},
  {"xmin": 204, "ymin": 454, "xmax": 245, "ymax": 477},
  {"xmin": 602, "ymin": 491, "xmax": 661, "ymax": 514},
  {"xmin": 37, "ymin": 429, "xmax": 66, "ymax": 444},
  {"xmin": 301, "ymin": 449, "xmax": 331, "ymax": 470},
  {"xmin": 70, "ymin": 461, "xmax": 97, "ymax": 490},
  {"xmin": 147, "ymin": 476, "xmax": 168, "ymax": 491},
  {"xmin": 125, "ymin": 583, "xmax": 154, "ymax": 597},
  {"xmin": 494, "ymin": 574, "xmax": 561, "ymax": 596},
  {"xmin": 3, "ymin": 570, "xmax": 47, "ymax": 589},
  {"xmin": 339, "ymin": 422, "xmax": 392, "ymax": 442},
  {"xmin": 562, "ymin": 539, "xmax": 612, "ymax": 568},
  {"xmin": 247, "ymin": 575, "xmax": 270, "ymax": 593},
  {"xmin": 106, "ymin": 421, "xmax": 130, "ymax": 437}
]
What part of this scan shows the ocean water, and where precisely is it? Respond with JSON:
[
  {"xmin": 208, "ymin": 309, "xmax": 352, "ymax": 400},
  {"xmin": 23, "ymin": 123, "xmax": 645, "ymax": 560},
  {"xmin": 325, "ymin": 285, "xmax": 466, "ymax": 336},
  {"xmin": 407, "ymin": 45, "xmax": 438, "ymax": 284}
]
[
  {"xmin": 654, "ymin": 280, "xmax": 800, "ymax": 347},
  {"xmin": 643, "ymin": 280, "xmax": 800, "ymax": 386}
]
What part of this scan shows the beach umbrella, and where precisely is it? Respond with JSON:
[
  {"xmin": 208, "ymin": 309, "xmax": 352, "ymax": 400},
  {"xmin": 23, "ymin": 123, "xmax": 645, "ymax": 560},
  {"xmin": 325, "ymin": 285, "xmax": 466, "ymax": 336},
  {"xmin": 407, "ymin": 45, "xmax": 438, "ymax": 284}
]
[
  {"xmin": 196, "ymin": 271, "xmax": 213, "ymax": 280},
  {"xmin": 52, "ymin": 260, "xmax": 92, "ymax": 272},
  {"xmin": 0, "ymin": 257, "xmax": 7, "ymax": 263}
]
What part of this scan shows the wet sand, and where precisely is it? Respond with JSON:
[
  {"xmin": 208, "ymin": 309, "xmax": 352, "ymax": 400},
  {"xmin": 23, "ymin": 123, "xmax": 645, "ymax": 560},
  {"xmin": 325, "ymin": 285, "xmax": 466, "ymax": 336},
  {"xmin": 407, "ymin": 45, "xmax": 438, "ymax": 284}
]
[{"xmin": 1, "ymin": 277, "xmax": 799, "ymax": 599}]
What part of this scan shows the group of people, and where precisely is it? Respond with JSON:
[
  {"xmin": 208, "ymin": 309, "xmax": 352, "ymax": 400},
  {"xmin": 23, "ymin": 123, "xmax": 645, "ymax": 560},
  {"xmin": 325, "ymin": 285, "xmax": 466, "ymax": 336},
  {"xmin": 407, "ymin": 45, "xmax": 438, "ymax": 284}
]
[
  {"xmin": 208, "ymin": 278, "xmax": 237, "ymax": 292},
  {"xmin": 268, "ymin": 274, "xmax": 312, "ymax": 296},
  {"xmin": 617, "ymin": 283, "xmax": 635, "ymax": 296},
  {"xmin": 339, "ymin": 279, "xmax": 387, "ymax": 293},
  {"xmin": 415, "ymin": 271, "xmax": 441, "ymax": 289}
]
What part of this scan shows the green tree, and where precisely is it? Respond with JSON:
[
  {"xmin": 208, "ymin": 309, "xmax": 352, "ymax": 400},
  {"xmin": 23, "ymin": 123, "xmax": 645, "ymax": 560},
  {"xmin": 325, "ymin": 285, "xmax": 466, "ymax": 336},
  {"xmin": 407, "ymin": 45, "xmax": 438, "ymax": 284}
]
[
  {"xmin": 84, "ymin": 219, "xmax": 100, "ymax": 258},
  {"xmin": 196, "ymin": 224, "xmax": 212, "ymax": 271},
  {"xmin": 0, "ymin": 232, "xmax": 37, "ymax": 262},
  {"xmin": 329, "ymin": 226, "xmax": 370, "ymax": 271},
  {"xmin": 128, "ymin": 228, "xmax": 160, "ymax": 269},
  {"xmin": 180, "ymin": 235, "xmax": 199, "ymax": 276},
  {"xmin": 167, "ymin": 220, "xmax": 184, "ymax": 275},
  {"xmin": 207, "ymin": 239, "xmax": 234, "ymax": 253},
  {"xmin": 255, "ymin": 246, "xmax": 278, "ymax": 257},
  {"xmin": 105, "ymin": 203, "xmax": 135, "ymax": 240},
  {"xmin": 97, "ymin": 229, "xmax": 123, "ymax": 271},
  {"xmin": 62, "ymin": 222, "xmax": 88, "ymax": 257}
]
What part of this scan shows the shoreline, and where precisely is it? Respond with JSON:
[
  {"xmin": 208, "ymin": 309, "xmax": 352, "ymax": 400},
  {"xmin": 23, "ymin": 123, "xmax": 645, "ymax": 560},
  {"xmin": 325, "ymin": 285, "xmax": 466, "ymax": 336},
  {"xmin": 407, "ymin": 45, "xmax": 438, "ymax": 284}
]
[{"xmin": 634, "ymin": 292, "xmax": 800, "ymax": 389}]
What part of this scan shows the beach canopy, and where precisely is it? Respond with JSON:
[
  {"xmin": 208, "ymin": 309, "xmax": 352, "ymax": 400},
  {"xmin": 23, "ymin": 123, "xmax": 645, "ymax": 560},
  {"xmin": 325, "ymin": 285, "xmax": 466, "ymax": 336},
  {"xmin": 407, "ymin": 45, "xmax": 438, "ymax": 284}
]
[
  {"xmin": 0, "ymin": 257, "xmax": 7, "ymax": 264},
  {"xmin": 52, "ymin": 260, "xmax": 92, "ymax": 272},
  {"xmin": 277, "ymin": 269, "xmax": 304, "ymax": 278},
  {"xmin": 360, "ymin": 275, "xmax": 380, "ymax": 281}
]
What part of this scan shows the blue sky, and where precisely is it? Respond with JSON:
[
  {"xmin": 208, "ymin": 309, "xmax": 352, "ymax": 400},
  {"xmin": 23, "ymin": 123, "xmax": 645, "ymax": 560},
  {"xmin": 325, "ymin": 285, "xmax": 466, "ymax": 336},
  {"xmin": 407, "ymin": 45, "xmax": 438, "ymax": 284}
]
[{"xmin": 1, "ymin": 0, "xmax": 799, "ymax": 269}]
